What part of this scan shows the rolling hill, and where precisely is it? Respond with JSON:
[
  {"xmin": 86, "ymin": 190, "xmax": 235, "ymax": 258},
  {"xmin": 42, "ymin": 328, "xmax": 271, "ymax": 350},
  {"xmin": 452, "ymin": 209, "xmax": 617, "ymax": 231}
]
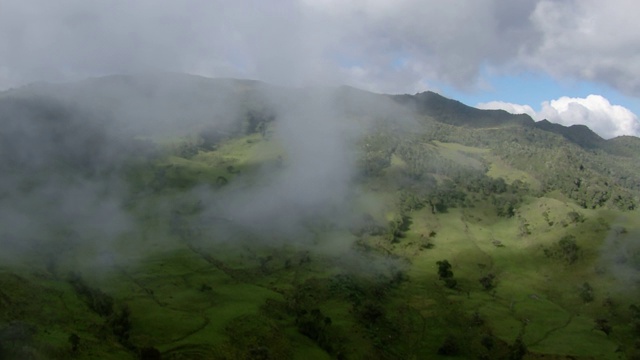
[{"xmin": 1, "ymin": 73, "xmax": 639, "ymax": 359}]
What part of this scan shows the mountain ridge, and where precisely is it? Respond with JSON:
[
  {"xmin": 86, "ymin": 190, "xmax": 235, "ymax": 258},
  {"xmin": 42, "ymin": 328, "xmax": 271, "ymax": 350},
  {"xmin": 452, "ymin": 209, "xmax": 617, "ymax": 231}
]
[{"xmin": 2, "ymin": 72, "xmax": 636, "ymax": 151}]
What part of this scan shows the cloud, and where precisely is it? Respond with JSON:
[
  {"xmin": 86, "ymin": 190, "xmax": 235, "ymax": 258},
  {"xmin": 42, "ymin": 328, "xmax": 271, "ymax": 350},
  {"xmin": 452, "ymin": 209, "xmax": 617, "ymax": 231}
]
[
  {"xmin": 523, "ymin": 0, "xmax": 640, "ymax": 96},
  {"xmin": 477, "ymin": 95, "xmax": 640, "ymax": 139},
  {"xmin": 476, "ymin": 101, "xmax": 537, "ymax": 119},
  {"xmin": 0, "ymin": 0, "xmax": 639, "ymax": 100},
  {"xmin": 0, "ymin": 0, "xmax": 553, "ymax": 92}
]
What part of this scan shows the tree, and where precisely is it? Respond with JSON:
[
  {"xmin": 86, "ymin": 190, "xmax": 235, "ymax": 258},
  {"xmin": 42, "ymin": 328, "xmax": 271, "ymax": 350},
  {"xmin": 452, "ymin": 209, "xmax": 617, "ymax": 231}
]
[
  {"xmin": 437, "ymin": 336, "xmax": 460, "ymax": 356},
  {"xmin": 479, "ymin": 273, "xmax": 496, "ymax": 290},
  {"xmin": 544, "ymin": 235, "xmax": 580, "ymax": 264},
  {"xmin": 216, "ymin": 176, "xmax": 228, "ymax": 186},
  {"xmin": 567, "ymin": 211, "xmax": 585, "ymax": 224},
  {"xmin": 558, "ymin": 236, "xmax": 580, "ymax": 264},
  {"xmin": 443, "ymin": 278, "xmax": 458, "ymax": 289},
  {"xmin": 68, "ymin": 333, "xmax": 80, "ymax": 352},
  {"xmin": 580, "ymin": 282, "xmax": 594, "ymax": 303},
  {"xmin": 109, "ymin": 305, "xmax": 133, "ymax": 348},
  {"xmin": 436, "ymin": 260, "xmax": 457, "ymax": 289},
  {"xmin": 139, "ymin": 347, "xmax": 162, "ymax": 360},
  {"xmin": 594, "ymin": 318, "xmax": 612, "ymax": 337},
  {"xmin": 509, "ymin": 336, "xmax": 527, "ymax": 360},
  {"xmin": 437, "ymin": 260, "xmax": 453, "ymax": 279},
  {"xmin": 629, "ymin": 304, "xmax": 640, "ymax": 334},
  {"xmin": 221, "ymin": 314, "xmax": 293, "ymax": 360}
]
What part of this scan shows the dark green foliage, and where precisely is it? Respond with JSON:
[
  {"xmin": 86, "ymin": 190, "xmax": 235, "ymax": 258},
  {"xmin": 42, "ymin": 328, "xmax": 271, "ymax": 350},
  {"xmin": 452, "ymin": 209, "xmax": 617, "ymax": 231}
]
[
  {"xmin": 169, "ymin": 136, "xmax": 202, "ymax": 158},
  {"xmin": 559, "ymin": 235, "xmax": 580, "ymax": 264},
  {"xmin": 437, "ymin": 336, "xmax": 460, "ymax": 356},
  {"xmin": 358, "ymin": 129, "xmax": 398, "ymax": 176},
  {"xmin": 479, "ymin": 273, "xmax": 496, "ymax": 291},
  {"xmin": 394, "ymin": 138, "xmax": 436, "ymax": 180},
  {"xmin": 109, "ymin": 305, "xmax": 133, "ymax": 347},
  {"xmin": 354, "ymin": 301, "xmax": 386, "ymax": 327},
  {"xmin": 611, "ymin": 191, "xmax": 637, "ymax": 210},
  {"xmin": 462, "ymin": 174, "xmax": 506, "ymax": 195},
  {"xmin": 437, "ymin": 260, "xmax": 454, "ymax": 279},
  {"xmin": 226, "ymin": 165, "xmax": 239, "ymax": 174},
  {"xmin": 508, "ymin": 336, "xmax": 527, "ymax": 360},
  {"xmin": 387, "ymin": 215, "xmax": 412, "ymax": 243},
  {"xmin": 68, "ymin": 272, "xmax": 114, "ymax": 317},
  {"xmin": 139, "ymin": 347, "xmax": 162, "ymax": 360},
  {"xmin": 544, "ymin": 235, "xmax": 580, "ymax": 264},
  {"xmin": 216, "ymin": 176, "xmax": 228, "ymax": 186},
  {"xmin": 471, "ymin": 311, "xmax": 485, "ymax": 326},
  {"xmin": 295, "ymin": 308, "xmax": 344, "ymax": 358},
  {"xmin": 426, "ymin": 180, "xmax": 468, "ymax": 213},
  {"xmin": 283, "ymin": 279, "xmax": 347, "ymax": 358},
  {"xmin": 296, "ymin": 308, "xmax": 323, "ymax": 338},
  {"xmin": 542, "ymin": 210, "xmax": 553, "ymax": 226},
  {"xmin": 629, "ymin": 304, "xmax": 640, "ymax": 334},
  {"xmin": 437, "ymin": 260, "xmax": 458, "ymax": 289},
  {"xmin": 221, "ymin": 315, "xmax": 293, "ymax": 360},
  {"xmin": 432, "ymin": 190, "xmax": 467, "ymax": 213},
  {"xmin": 567, "ymin": 211, "xmax": 585, "ymax": 224},
  {"xmin": 580, "ymin": 282, "xmax": 595, "ymax": 303},
  {"xmin": 480, "ymin": 334, "xmax": 494, "ymax": 350},
  {"xmin": 328, "ymin": 274, "xmax": 367, "ymax": 304},
  {"xmin": 443, "ymin": 278, "xmax": 458, "ymax": 289},
  {"xmin": 350, "ymin": 214, "xmax": 386, "ymax": 237},
  {"xmin": 67, "ymin": 273, "xmax": 136, "ymax": 350},
  {"xmin": 398, "ymin": 190, "xmax": 430, "ymax": 212},
  {"xmin": 68, "ymin": 333, "xmax": 80, "ymax": 352},
  {"xmin": 518, "ymin": 219, "xmax": 532, "ymax": 236},
  {"xmin": 394, "ymin": 91, "xmax": 534, "ymax": 129},
  {"xmin": 423, "ymin": 120, "xmax": 640, "ymax": 211},
  {"xmin": 594, "ymin": 318, "xmax": 612, "ymax": 336},
  {"xmin": 494, "ymin": 194, "xmax": 518, "ymax": 218}
]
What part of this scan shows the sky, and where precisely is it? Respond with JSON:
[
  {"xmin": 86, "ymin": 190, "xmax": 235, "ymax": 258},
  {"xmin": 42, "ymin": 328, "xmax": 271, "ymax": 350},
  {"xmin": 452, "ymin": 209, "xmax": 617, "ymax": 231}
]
[{"xmin": 1, "ymin": 0, "xmax": 640, "ymax": 138}]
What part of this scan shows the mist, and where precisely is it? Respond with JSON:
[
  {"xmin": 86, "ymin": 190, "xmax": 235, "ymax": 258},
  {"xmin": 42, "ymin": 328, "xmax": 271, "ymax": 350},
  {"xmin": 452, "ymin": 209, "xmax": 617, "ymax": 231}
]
[
  {"xmin": 599, "ymin": 220, "xmax": 640, "ymax": 288},
  {"xmin": 0, "ymin": 72, "xmax": 418, "ymax": 273}
]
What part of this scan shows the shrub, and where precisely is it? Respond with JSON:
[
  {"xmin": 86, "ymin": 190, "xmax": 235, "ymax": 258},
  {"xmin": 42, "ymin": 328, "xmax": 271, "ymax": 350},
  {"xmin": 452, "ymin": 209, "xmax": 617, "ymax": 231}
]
[
  {"xmin": 437, "ymin": 336, "xmax": 459, "ymax": 356},
  {"xmin": 479, "ymin": 274, "xmax": 496, "ymax": 290},
  {"xmin": 579, "ymin": 282, "xmax": 594, "ymax": 303}
]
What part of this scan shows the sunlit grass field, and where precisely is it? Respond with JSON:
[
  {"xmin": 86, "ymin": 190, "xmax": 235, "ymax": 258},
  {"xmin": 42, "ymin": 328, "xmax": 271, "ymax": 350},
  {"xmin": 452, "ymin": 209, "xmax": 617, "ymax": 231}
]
[{"xmin": 1, "ymin": 134, "xmax": 638, "ymax": 359}]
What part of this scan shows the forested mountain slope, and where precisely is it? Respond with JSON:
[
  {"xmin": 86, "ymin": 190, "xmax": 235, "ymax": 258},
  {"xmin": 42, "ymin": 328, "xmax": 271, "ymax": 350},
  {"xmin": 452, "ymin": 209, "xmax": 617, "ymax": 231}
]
[{"xmin": 1, "ymin": 74, "xmax": 639, "ymax": 359}]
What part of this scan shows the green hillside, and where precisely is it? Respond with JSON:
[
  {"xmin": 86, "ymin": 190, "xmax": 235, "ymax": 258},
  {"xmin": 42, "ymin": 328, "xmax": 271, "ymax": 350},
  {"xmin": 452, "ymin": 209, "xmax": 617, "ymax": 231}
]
[{"xmin": 1, "ymin": 74, "xmax": 639, "ymax": 359}]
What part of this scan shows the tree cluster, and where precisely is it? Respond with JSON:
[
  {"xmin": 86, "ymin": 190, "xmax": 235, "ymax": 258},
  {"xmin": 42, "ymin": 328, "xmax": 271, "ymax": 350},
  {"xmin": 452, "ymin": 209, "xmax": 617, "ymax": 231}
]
[{"xmin": 437, "ymin": 260, "xmax": 457, "ymax": 289}]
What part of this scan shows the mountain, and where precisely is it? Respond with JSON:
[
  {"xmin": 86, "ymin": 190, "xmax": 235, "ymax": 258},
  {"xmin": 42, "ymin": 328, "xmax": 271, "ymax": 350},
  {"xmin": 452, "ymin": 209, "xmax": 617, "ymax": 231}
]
[
  {"xmin": 392, "ymin": 90, "xmax": 535, "ymax": 128},
  {"xmin": 392, "ymin": 90, "xmax": 615, "ymax": 152},
  {"xmin": 1, "ymin": 73, "xmax": 639, "ymax": 360}
]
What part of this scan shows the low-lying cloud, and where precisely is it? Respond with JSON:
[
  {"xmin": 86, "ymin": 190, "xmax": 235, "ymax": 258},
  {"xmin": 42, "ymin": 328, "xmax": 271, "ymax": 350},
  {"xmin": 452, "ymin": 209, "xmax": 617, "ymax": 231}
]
[{"xmin": 478, "ymin": 94, "xmax": 640, "ymax": 139}]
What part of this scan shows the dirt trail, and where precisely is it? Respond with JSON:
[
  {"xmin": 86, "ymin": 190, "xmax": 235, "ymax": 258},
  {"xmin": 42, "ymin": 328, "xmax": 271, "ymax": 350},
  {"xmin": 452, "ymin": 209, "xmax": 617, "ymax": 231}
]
[{"xmin": 528, "ymin": 314, "xmax": 574, "ymax": 347}]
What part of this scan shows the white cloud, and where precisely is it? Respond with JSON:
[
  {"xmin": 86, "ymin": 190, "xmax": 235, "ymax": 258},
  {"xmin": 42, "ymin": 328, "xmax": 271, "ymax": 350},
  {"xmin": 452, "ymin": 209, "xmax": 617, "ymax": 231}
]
[
  {"xmin": 477, "ymin": 95, "xmax": 640, "ymax": 139},
  {"xmin": 522, "ymin": 0, "xmax": 640, "ymax": 96},
  {"xmin": 477, "ymin": 101, "xmax": 537, "ymax": 119},
  {"xmin": 0, "ymin": 0, "xmax": 640, "ymax": 100},
  {"xmin": 539, "ymin": 95, "xmax": 640, "ymax": 138},
  {"xmin": 0, "ymin": 0, "xmax": 544, "ymax": 92}
]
